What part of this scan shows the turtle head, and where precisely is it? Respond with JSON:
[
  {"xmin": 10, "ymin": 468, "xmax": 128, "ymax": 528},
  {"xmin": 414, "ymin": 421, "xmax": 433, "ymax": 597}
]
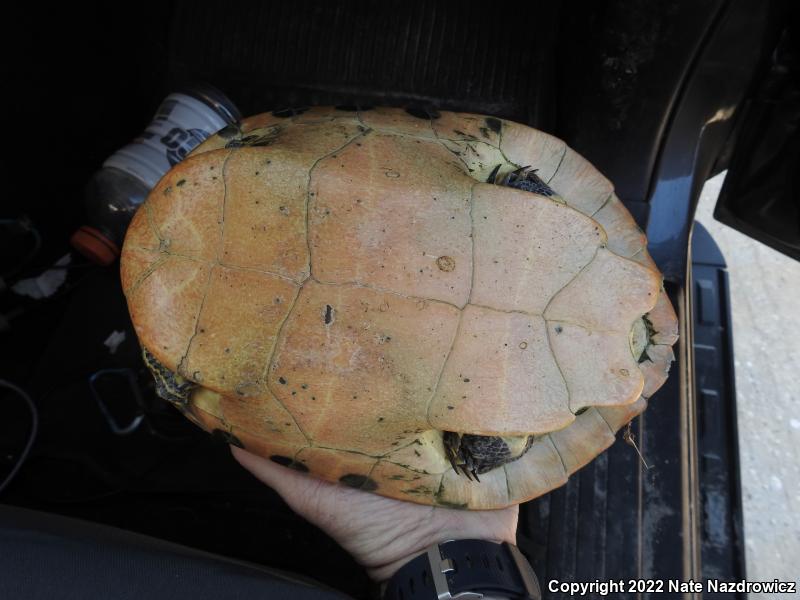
[{"xmin": 142, "ymin": 347, "xmax": 196, "ymax": 407}]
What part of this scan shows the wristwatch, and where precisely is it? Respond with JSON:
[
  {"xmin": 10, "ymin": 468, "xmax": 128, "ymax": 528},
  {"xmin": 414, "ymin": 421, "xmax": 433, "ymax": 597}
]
[{"xmin": 383, "ymin": 539, "xmax": 542, "ymax": 600}]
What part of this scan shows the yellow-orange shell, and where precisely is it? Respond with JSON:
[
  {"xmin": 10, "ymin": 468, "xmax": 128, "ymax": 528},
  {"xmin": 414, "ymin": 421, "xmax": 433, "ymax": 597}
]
[{"xmin": 121, "ymin": 107, "xmax": 678, "ymax": 509}]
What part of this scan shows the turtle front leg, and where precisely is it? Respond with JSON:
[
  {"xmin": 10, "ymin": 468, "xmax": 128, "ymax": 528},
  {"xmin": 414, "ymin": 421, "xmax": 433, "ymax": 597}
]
[
  {"xmin": 498, "ymin": 166, "xmax": 558, "ymax": 197},
  {"xmin": 444, "ymin": 432, "xmax": 536, "ymax": 482},
  {"xmin": 443, "ymin": 432, "xmax": 481, "ymax": 481}
]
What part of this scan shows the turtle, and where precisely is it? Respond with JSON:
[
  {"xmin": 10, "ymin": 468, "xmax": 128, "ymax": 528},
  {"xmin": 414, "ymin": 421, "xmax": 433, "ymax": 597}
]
[{"xmin": 120, "ymin": 106, "xmax": 679, "ymax": 509}]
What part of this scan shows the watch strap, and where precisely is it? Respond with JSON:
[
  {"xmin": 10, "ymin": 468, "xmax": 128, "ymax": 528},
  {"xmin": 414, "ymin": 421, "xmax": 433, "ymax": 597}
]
[{"xmin": 383, "ymin": 539, "xmax": 542, "ymax": 600}]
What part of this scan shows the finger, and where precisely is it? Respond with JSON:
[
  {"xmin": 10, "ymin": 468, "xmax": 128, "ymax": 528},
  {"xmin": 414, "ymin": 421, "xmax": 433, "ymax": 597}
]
[{"xmin": 230, "ymin": 446, "xmax": 311, "ymax": 497}]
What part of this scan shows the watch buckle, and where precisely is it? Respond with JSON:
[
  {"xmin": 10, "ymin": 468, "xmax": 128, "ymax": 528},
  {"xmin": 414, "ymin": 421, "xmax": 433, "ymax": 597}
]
[{"xmin": 426, "ymin": 544, "xmax": 484, "ymax": 600}]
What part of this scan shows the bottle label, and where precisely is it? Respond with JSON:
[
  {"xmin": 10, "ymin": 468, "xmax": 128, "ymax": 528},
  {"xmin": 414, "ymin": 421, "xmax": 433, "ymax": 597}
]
[{"xmin": 103, "ymin": 93, "xmax": 234, "ymax": 189}]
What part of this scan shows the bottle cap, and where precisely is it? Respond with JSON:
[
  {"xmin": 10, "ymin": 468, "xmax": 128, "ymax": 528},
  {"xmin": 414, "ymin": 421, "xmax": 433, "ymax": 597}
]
[{"xmin": 70, "ymin": 226, "xmax": 120, "ymax": 266}]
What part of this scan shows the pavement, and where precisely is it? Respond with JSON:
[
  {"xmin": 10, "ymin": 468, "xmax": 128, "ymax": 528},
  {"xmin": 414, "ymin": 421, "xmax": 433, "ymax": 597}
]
[{"xmin": 694, "ymin": 172, "xmax": 800, "ymax": 594}]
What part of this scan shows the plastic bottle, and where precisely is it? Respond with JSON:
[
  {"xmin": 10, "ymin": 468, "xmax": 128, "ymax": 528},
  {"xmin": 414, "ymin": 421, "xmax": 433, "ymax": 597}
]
[{"xmin": 71, "ymin": 86, "xmax": 240, "ymax": 265}]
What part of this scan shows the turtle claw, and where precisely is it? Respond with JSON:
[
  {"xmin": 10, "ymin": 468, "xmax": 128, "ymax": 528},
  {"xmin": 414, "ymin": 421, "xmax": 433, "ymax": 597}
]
[
  {"xmin": 448, "ymin": 454, "xmax": 461, "ymax": 475},
  {"xmin": 442, "ymin": 431, "xmax": 494, "ymax": 483},
  {"xmin": 448, "ymin": 453, "xmax": 475, "ymax": 481}
]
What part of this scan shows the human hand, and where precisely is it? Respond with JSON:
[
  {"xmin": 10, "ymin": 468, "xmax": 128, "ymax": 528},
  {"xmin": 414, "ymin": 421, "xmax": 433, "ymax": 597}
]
[{"xmin": 231, "ymin": 447, "xmax": 519, "ymax": 582}]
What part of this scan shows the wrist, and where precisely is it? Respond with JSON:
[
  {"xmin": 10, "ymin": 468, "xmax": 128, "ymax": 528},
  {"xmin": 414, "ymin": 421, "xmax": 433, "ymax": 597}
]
[
  {"xmin": 368, "ymin": 532, "xmax": 515, "ymax": 583},
  {"xmin": 380, "ymin": 538, "xmax": 541, "ymax": 600}
]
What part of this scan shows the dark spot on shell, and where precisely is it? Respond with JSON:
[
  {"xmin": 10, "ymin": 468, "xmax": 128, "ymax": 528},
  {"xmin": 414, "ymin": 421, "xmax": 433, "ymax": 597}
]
[
  {"xmin": 405, "ymin": 106, "xmax": 441, "ymax": 120},
  {"xmin": 278, "ymin": 376, "xmax": 287, "ymax": 385},
  {"xmin": 270, "ymin": 455, "xmax": 309, "ymax": 472},
  {"xmin": 176, "ymin": 179, "xmax": 186, "ymax": 187},
  {"xmin": 272, "ymin": 107, "xmax": 309, "ymax": 118},
  {"xmin": 555, "ymin": 325, "xmax": 563, "ymax": 334},
  {"xmin": 575, "ymin": 407, "xmax": 589, "ymax": 415},
  {"xmin": 485, "ymin": 117, "xmax": 502, "ymax": 134},
  {"xmin": 217, "ymin": 124, "xmax": 241, "ymax": 139},
  {"xmin": 270, "ymin": 454, "xmax": 291, "ymax": 466},
  {"xmin": 335, "ymin": 104, "xmax": 374, "ymax": 112},
  {"xmin": 339, "ymin": 474, "xmax": 378, "ymax": 491},
  {"xmin": 436, "ymin": 256, "xmax": 456, "ymax": 272},
  {"xmin": 324, "ymin": 304, "xmax": 334, "ymax": 325},
  {"xmin": 211, "ymin": 429, "xmax": 244, "ymax": 449},
  {"xmin": 227, "ymin": 130, "xmax": 281, "ymax": 148},
  {"xmin": 435, "ymin": 499, "xmax": 468, "ymax": 509}
]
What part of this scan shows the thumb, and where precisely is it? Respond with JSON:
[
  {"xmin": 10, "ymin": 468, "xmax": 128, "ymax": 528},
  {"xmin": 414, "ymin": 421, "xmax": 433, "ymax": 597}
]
[
  {"xmin": 231, "ymin": 446, "xmax": 307, "ymax": 496},
  {"xmin": 230, "ymin": 446, "xmax": 334, "ymax": 506}
]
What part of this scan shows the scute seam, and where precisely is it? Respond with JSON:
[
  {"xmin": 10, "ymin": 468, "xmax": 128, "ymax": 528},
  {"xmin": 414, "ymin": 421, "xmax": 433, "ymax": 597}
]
[
  {"xmin": 595, "ymin": 407, "xmax": 618, "ymax": 435},
  {"xmin": 305, "ymin": 127, "xmax": 374, "ymax": 279},
  {"xmin": 546, "ymin": 318, "xmax": 642, "ymax": 337},
  {"xmin": 547, "ymin": 433, "xmax": 570, "ymax": 477},
  {"xmin": 590, "ymin": 192, "xmax": 615, "ymax": 218},
  {"xmin": 424, "ymin": 309, "xmax": 465, "ymax": 429},
  {"xmin": 541, "ymin": 246, "xmax": 601, "ymax": 318},
  {"xmin": 218, "ymin": 150, "xmax": 235, "ymax": 261},
  {"xmin": 467, "ymin": 183, "xmax": 476, "ymax": 306},
  {"xmin": 543, "ymin": 320, "xmax": 573, "ymax": 415},
  {"xmin": 385, "ymin": 459, "xmax": 447, "ymax": 476},
  {"xmin": 218, "ymin": 262, "xmax": 305, "ymax": 285},
  {"xmin": 310, "ymin": 276, "xmax": 462, "ymax": 312},
  {"xmin": 177, "ymin": 264, "xmax": 216, "ymax": 378},
  {"xmin": 359, "ymin": 459, "xmax": 382, "ymax": 491},
  {"xmin": 545, "ymin": 146, "xmax": 568, "ymax": 185},
  {"xmin": 314, "ymin": 444, "xmax": 384, "ymax": 459},
  {"xmin": 145, "ymin": 202, "xmax": 165, "ymax": 247},
  {"xmin": 254, "ymin": 123, "xmax": 410, "ymax": 451},
  {"xmin": 261, "ymin": 284, "xmax": 309, "ymax": 444},
  {"xmin": 175, "ymin": 150, "xmax": 235, "ymax": 379},
  {"xmin": 124, "ymin": 253, "xmax": 170, "ymax": 297}
]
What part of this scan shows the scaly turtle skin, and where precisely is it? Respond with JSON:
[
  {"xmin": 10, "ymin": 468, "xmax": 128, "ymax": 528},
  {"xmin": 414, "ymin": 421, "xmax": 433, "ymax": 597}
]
[
  {"xmin": 142, "ymin": 348, "xmax": 195, "ymax": 407},
  {"xmin": 121, "ymin": 106, "xmax": 678, "ymax": 509}
]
